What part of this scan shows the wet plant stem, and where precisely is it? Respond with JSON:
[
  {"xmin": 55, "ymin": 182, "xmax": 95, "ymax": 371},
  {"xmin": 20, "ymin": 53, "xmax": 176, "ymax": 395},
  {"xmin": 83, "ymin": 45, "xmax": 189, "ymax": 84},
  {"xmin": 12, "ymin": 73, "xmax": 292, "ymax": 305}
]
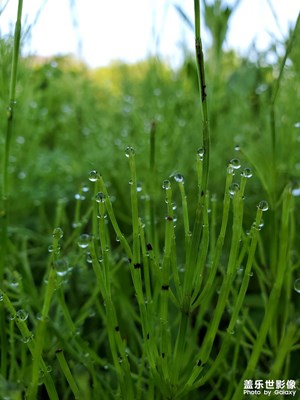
[
  {"xmin": 232, "ymin": 187, "xmax": 293, "ymax": 400},
  {"xmin": 0, "ymin": 0, "xmax": 23, "ymax": 379},
  {"xmin": 194, "ymin": 0, "xmax": 210, "ymax": 197}
]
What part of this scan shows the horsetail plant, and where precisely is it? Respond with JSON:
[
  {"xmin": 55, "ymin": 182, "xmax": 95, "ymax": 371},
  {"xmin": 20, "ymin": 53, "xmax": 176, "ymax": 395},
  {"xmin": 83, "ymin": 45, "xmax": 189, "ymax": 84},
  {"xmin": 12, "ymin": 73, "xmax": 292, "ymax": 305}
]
[
  {"xmin": 0, "ymin": 0, "xmax": 23, "ymax": 383},
  {"xmin": 0, "ymin": 1, "xmax": 299, "ymax": 399}
]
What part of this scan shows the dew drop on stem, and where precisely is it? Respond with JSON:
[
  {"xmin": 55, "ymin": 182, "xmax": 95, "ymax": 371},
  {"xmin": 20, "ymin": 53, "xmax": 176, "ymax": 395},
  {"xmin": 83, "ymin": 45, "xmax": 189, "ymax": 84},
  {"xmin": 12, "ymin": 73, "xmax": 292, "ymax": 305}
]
[
  {"xmin": 292, "ymin": 187, "xmax": 300, "ymax": 197},
  {"xmin": 174, "ymin": 173, "xmax": 184, "ymax": 183},
  {"xmin": 16, "ymin": 309, "xmax": 29, "ymax": 321},
  {"xmin": 48, "ymin": 245, "xmax": 61, "ymax": 254},
  {"xmin": 242, "ymin": 168, "xmax": 252, "ymax": 179},
  {"xmin": 95, "ymin": 192, "xmax": 106, "ymax": 203},
  {"xmin": 77, "ymin": 234, "xmax": 91, "ymax": 249},
  {"xmin": 54, "ymin": 259, "xmax": 70, "ymax": 276},
  {"xmin": 88, "ymin": 170, "xmax": 99, "ymax": 182},
  {"xmin": 229, "ymin": 183, "xmax": 240, "ymax": 197},
  {"xmin": 229, "ymin": 158, "xmax": 241, "ymax": 170},
  {"xmin": 125, "ymin": 146, "xmax": 135, "ymax": 158},
  {"xmin": 294, "ymin": 278, "xmax": 300, "ymax": 293},
  {"xmin": 81, "ymin": 183, "xmax": 89, "ymax": 193},
  {"xmin": 197, "ymin": 148, "xmax": 205, "ymax": 160},
  {"xmin": 162, "ymin": 180, "xmax": 171, "ymax": 190},
  {"xmin": 257, "ymin": 200, "xmax": 269, "ymax": 212},
  {"xmin": 52, "ymin": 227, "xmax": 63, "ymax": 240}
]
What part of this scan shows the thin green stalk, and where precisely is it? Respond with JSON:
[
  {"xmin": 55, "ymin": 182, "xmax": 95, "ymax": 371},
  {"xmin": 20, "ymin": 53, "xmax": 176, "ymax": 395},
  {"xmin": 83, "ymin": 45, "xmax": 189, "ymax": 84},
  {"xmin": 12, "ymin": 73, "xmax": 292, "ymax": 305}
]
[
  {"xmin": 28, "ymin": 228, "xmax": 62, "ymax": 400},
  {"xmin": 0, "ymin": 0, "xmax": 23, "ymax": 377},
  {"xmin": 184, "ymin": 0, "xmax": 211, "ymax": 296},
  {"xmin": 158, "ymin": 180, "xmax": 174, "ymax": 383},
  {"xmin": 95, "ymin": 172, "xmax": 132, "ymax": 260},
  {"xmin": 184, "ymin": 173, "xmax": 247, "ymax": 390},
  {"xmin": 269, "ymin": 13, "xmax": 300, "ymax": 271},
  {"xmin": 232, "ymin": 187, "xmax": 293, "ymax": 400},
  {"xmin": 192, "ymin": 164, "xmax": 233, "ymax": 309},
  {"xmin": 194, "ymin": 0, "xmax": 210, "ymax": 196},
  {"xmin": 55, "ymin": 350, "xmax": 81, "ymax": 399},
  {"xmin": 149, "ymin": 120, "xmax": 157, "ymax": 248},
  {"xmin": 0, "ymin": 290, "xmax": 59, "ymax": 400}
]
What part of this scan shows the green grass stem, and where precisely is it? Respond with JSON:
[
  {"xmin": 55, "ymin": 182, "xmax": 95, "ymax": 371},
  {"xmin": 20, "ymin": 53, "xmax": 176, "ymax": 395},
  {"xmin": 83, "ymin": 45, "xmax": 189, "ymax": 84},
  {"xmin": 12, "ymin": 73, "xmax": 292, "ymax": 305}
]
[
  {"xmin": 232, "ymin": 186, "xmax": 294, "ymax": 400},
  {"xmin": 55, "ymin": 349, "xmax": 81, "ymax": 399}
]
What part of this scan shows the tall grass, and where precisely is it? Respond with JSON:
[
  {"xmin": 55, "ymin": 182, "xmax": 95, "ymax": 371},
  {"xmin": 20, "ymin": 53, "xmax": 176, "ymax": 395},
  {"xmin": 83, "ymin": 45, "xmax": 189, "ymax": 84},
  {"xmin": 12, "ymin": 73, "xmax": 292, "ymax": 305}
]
[{"xmin": 0, "ymin": 1, "xmax": 300, "ymax": 400}]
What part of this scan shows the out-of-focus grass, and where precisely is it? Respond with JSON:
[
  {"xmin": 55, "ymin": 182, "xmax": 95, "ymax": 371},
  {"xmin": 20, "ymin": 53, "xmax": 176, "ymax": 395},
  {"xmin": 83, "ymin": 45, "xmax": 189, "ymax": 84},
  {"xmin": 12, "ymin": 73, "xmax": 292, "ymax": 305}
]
[{"xmin": 0, "ymin": 4, "xmax": 300, "ymax": 398}]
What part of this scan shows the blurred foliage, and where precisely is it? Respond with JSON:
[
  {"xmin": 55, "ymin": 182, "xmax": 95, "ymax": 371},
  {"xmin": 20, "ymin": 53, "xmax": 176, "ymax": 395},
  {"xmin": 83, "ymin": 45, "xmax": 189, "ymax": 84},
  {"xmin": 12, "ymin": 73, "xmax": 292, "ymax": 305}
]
[{"xmin": 0, "ymin": 21, "xmax": 299, "ymax": 233}]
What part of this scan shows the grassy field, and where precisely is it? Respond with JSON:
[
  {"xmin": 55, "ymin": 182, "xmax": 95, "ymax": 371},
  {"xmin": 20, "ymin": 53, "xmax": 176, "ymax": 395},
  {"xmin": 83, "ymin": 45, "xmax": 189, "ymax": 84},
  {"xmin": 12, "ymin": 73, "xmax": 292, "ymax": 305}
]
[{"xmin": 1, "ymin": 1, "xmax": 300, "ymax": 399}]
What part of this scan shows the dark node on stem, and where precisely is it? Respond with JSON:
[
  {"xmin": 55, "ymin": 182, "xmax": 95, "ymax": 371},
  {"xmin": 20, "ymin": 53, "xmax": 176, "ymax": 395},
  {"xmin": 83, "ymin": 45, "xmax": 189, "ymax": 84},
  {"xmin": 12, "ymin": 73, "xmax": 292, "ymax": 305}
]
[
  {"xmin": 197, "ymin": 359, "xmax": 201, "ymax": 367},
  {"xmin": 134, "ymin": 263, "xmax": 142, "ymax": 270},
  {"xmin": 161, "ymin": 352, "xmax": 165, "ymax": 359},
  {"xmin": 201, "ymin": 84, "xmax": 207, "ymax": 102},
  {"xmin": 115, "ymin": 326, "xmax": 120, "ymax": 332},
  {"xmin": 147, "ymin": 333, "xmax": 150, "ymax": 340},
  {"xmin": 55, "ymin": 349, "xmax": 63, "ymax": 354},
  {"xmin": 161, "ymin": 285, "xmax": 169, "ymax": 291},
  {"xmin": 151, "ymin": 120, "xmax": 156, "ymax": 132},
  {"xmin": 128, "ymin": 258, "xmax": 132, "ymax": 264},
  {"xmin": 146, "ymin": 243, "xmax": 153, "ymax": 251},
  {"xmin": 201, "ymin": 190, "xmax": 204, "ymax": 197},
  {"xmin": 166, "ymin": 216, "xmax": 173, "ymax": 221}
]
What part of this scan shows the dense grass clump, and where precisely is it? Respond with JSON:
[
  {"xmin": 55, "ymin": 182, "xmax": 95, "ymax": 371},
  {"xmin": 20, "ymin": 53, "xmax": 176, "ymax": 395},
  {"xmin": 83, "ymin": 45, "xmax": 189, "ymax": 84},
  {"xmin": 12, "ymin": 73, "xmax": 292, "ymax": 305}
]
[{"xmin": 1, "ymin": 1, "xmax": 300, "ymax": 399}]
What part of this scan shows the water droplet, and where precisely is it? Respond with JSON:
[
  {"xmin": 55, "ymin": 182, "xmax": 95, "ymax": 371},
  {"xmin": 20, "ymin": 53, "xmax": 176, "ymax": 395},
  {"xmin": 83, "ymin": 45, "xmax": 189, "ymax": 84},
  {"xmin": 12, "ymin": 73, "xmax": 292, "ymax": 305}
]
[
  {"xmin": 54, "ymin": 259, "xmax": 70, "ymax": 276},
  {"xmin": 52, "ymin": 227, "xmax": 63, "ymax": 240},
  {"xmin": 227, "ymin": 165, "xmax": 235, "ymax": 175},
  {"xmin": 48, "ymin": 245, "xmax": 61, "ymax": 254},
  {"xmin": 46, "ymin": 365, "xmax": 52, "ymax": 373},
  {"xmin": 294, "ymin": 122, "xmax": 300, "ymax": 128},
  {"xmin": 81, "ymin": 183, "xmax": 89, "ymax": 193},
  {"xmin": 77, "ymin": 234, "xmax": 91, "ymax": 249},
  {"xmin": 252, "ymin": 222, "xmax": 261, "ymax": 231},
  {"xmin": 242, "ymin": 168, "xmax": 252, "ymax": 178},
  {"xmin": 0, "ymin": 294, "xmax": 3, "ymax": 302},
  {"xmin": 125, "ymin": 146, "xmax": 135, "ymax": 158},
  {"xmin": 16, "ymin": 309, "xmax": 29, "ymax": 321},
  {"xmin": 16, "ymin": 136, "xmax": 25, "ymax": 145},
  {"xmin": 174, "ymin": 173, "xmax": 184, "ymax": 183},
  {"xmin": 86, "ymin": 252, "xmax": 93, "ymax": 264},
  {"xmin": 234, "ymin": 145, "xmax": 240, "ymax": 152},
  {"xmin": 74, "ymin": 193, "xmax": 85, "ymax": 201},
  {"xmin": 22, "ymin": 333, "xmax": 34, "ymax": 343},
  {"xmin": 258, "ymin": 200, "xmax": 269, "ymax": 212},
  {"xmin": 197, "ymin": 148, "xmax": 205, "ymax": 160},
  {"xmin": 294, "ymin": 278, "xmax": 300, "ymax": 293},
  {"xmin": 137, "ymin": 183, "xmax": 142, "ymax": 192},
  {"xmin": 292, "ymin": 188, "xmax": 300, "ymax": 197},
  {"xmin": 229, "ymin": 158, "xmax": 241, "ymax": 170},
  {"xmin": 229, "ymin": 183, "xmax": 240, "ymax": 197},
  {"xmin": 162, "ymin": 180, "xmax": 171, "ymax": 190},
  {"xmin": 88, "ymin": 170, "xmax": 99, "ymax": 182},
  {"xmin": 6, "ymin": 106, "xmax": 12, "ymax": 119},
  {"xmin": 128, "ymin": 179, "xmax": 133, "ymax": 185},
  {"xmin": 72, "ymin": 221, "xmax": 82, "ymax": 229},
  {"xmin": 95, "ymin": 192, "xmax": 106, "ymax": 203}
]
